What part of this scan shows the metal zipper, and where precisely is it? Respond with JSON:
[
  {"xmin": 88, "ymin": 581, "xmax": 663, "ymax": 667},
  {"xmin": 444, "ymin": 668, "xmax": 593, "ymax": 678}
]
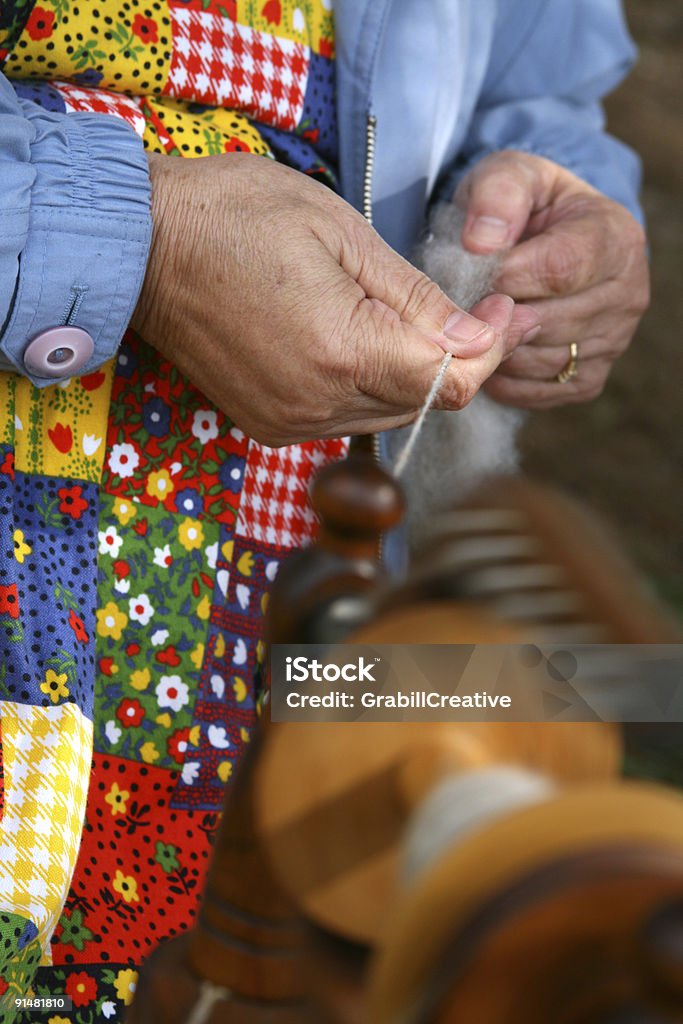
[
  {"xmin": 361, "ymin": 111, "xmax": 386, "ymax": 560},
  {"xmin": 362, "ymin": 113, "xmax": 377, "ymax": 227},
  {"xmin": 362, "ymin": 111, "xmax": 381, "ymax": 474}
]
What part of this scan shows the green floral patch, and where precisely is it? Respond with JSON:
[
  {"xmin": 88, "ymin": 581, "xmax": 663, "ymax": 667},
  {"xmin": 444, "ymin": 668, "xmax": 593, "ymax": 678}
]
[
  {"xmin": 154, "ymin": 841, "xmax": 180, "ymax": 874},
  {"xmin": 57, "ymin": 908, "xmax": 93, "ymax": 953},
  {"xmin": 94, "ymin": 494, "xmax": 219, "ymax": 769}
]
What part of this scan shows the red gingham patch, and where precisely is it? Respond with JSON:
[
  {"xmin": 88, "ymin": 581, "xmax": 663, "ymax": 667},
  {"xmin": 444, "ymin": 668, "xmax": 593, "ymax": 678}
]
[
  {"xmin": 164, "ymin": 8, "xmax": 309, "ymax": 130},
  {"xmin": 53, "ymin": 81, "xmax": 146, "ymax": 136},
  {"xmin": 235, "ymin": 438, "xmax": 349, "ymax": 550}
]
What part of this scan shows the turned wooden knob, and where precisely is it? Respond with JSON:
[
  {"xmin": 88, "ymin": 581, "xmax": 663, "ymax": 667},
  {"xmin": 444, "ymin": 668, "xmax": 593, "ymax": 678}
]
[
  {"xmin": 267, "ymin": 456, "xmax": 404, "ymax": 645},
  {"xmin": 311, "ymin": 455, "xmax": 405, "ymax": 548}
]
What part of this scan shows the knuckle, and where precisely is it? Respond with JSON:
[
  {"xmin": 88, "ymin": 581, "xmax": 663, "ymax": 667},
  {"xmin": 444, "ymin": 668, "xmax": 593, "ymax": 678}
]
[
  {"xmin": 538, "ymin": 238, "xmax": 582, "ymax": 295},
  {"xmin": 400, "ymin": 271, "xmax": 446, "ymax": 321},
  {"xmin": 439, "ymin": 370, "xmax": 477, "ymax": 411}
]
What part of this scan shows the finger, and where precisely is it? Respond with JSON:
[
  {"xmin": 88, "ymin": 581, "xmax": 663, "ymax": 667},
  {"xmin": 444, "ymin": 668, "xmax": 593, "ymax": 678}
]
[
  {"xmin": 340, "ymin": 224, "xmax": 499, "ymax": 352},
  {"xmin": 498, "ymin": 339, "xmax": 614, "ymax": 381},
  {"xmin": 455, "ymin": 151, "xmax": 569, "ymax": 253},
  {"xmin": 496, "ymin": 203, "xmax": 639, "ymax": 300},
  {"xmin": 497, "ymin": 279, "xmax": 644, "ymax": 353},
  {"xmin": 351, "ymin": 292, "xmax": 518, "ymax": 412},
  {"xmin": 483, "ymin": 358, "xmax": 612, "ymax": 409},
  {"xmin": 434, "ymin": 295, "xmax": 521, "ymax": 410}
]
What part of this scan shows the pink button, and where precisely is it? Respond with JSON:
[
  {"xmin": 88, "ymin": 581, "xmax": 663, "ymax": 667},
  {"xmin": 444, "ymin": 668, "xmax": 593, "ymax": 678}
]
[{"xmin": 23, "ymin": 326, "xmax": 95, "ymax": 378}]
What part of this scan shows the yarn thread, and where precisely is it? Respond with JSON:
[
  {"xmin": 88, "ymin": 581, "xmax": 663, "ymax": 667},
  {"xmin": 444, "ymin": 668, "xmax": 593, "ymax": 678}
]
[{"xmin": 393, "ymin": 351, "xmax": 453, "ymax": 478}]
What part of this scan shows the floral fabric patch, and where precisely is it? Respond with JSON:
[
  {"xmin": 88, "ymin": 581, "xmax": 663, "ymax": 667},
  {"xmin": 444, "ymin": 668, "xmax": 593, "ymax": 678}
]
[
  {"xmin": 50, "ymin": 754, "xmax": 216, "ymax": 970},
  {"xmin": 94, "ymin": 494, "xmax": 219, "ymax": 768},
  {"xmin": 102, "ymin": 333, "xmax": 248, "ymax": 529},
  {"xmin": 0, "ymin": 365, "xmax": 114, "ymax": 483}
]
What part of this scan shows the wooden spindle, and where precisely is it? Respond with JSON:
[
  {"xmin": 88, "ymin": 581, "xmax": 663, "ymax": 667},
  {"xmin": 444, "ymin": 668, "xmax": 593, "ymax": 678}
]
[{"xmin": 267, "ymin": 455, "xmax": 403, "ymax": 645}]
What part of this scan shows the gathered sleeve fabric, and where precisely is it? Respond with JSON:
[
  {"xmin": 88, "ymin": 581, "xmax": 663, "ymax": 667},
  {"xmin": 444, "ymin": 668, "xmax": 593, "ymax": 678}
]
[{"xmin": 0, "ymin": 72, "xmax": 151, "ymax": 386}]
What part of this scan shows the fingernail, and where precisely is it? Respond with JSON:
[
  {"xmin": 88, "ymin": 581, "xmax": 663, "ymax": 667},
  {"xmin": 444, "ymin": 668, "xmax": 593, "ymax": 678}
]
[
  {"xmin": 443, "ymin": 311, "xmax": 490, "ymax": 345},
  {"xmin": 521, "ymin": 324, "xmax": 542, "ymax": 344},
  {"xmin": 467, "ymin": 216, "xmax": 510, "ymax": 249}
]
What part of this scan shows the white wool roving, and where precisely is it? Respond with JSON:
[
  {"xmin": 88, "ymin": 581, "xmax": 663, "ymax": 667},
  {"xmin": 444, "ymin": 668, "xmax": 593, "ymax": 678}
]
[{"xmin": 385, "ymin": 203, "xmax": 525, "ymax": 551}]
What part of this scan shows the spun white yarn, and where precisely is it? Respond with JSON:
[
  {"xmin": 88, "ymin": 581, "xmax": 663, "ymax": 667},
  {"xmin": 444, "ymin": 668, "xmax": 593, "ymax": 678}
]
[
  {"xmin": 389, "ymin": 203, "xmax": 525, "ymax": 550},
  {"xmin": 400, "ymin": 766, "xmax": 555, "ymax": 887},
  {"xmin": 183, "ymin": 980, "xmax": 231, "ymax": 1024}
]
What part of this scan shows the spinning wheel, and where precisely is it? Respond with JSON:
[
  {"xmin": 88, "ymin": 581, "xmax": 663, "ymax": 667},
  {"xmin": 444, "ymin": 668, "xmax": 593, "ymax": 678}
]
[{"xmin": 128, "ymin": 458, "xmax": 683, "ymax": 1024}]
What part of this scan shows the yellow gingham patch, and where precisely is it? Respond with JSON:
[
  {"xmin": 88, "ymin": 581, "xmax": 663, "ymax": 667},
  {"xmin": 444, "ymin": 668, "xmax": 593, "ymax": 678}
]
[{"xmin": 0, "ymin": 701, "xmax": 93, "ymax": 951}]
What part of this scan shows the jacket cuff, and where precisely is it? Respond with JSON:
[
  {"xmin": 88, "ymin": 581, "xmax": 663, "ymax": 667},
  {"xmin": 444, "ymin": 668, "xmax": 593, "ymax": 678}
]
[{"xmin": 0, "ymin": 103, "xmax": 151, "ymax": 386}]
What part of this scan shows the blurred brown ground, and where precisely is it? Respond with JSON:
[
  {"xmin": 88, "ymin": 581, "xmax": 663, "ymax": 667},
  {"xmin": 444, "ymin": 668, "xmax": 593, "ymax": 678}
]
[{"xmin": 520, "ymin": 0, "xmax": 683, "ymax": 616}]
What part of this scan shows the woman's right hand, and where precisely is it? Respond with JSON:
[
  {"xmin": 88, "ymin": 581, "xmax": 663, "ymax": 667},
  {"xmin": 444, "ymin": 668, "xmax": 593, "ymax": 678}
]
[{"xmin": 132, "ymin": 153, "xmax": 539, "ymax": 446}]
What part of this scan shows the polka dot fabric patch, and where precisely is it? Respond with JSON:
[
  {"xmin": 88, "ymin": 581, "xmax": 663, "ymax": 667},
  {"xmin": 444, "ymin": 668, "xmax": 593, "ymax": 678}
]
[
  {"xmin": 0, "ymin": 458, "xmax": 98, "ymax": 717},
  {"xmin": 5, "ymin": 0, "xmax": 174, "ymax": 96},
  {"xmin": 143, "ymin": 94, "xmax": 272, "ymax": 156},
  {"xmin": 51, "ymin": 754, "xmax": 215, "ymax": 966}
]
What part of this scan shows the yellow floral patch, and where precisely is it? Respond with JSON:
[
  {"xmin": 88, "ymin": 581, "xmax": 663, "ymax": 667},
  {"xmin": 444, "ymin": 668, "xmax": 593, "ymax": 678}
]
[
  {"xmin": 104, "ymin": 781, "xmax": 130, "ymax": 816},
  {"xmin": 13, "ymin": 529, "xmax": 32, "ymax": 564},
  {"xmin": 112, "ymin": 870, "xmax": 139, "ymax": 904},
  {"xmin": 114, "ymin": 968, "xmax": 139, "ymax": 1006},
  {"xmin": 6, "ymin": 363, "xmax": 115, "ymax": 482},
  {"xmin": 178, "ymin": 517, "xmax": 204, "ymax": 551},
  {"xmin": 39, "ymin": 669, "xmax": 70, "ymax": 705},
  {"xmin": 236, "ymin": 0, "xmax": 334, "ymax": 56},
  {"xmin": 146, "ymin": 468, "xmax": 174, "ymax": 501},
  {"xmin": 96, "ymin": 601, "xmax": 128, "ymax": 640},
  {"xmin": 113, "ymin": 497, "xmax": 136, "ymax": 526},
  {"xmin": 5, "ymin": 0, "xmax": 173, "ymax": 95}
]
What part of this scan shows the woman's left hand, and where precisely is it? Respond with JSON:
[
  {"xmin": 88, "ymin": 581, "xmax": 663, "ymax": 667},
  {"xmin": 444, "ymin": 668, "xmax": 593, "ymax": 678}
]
[{"xmin": 455, "ymin": 150, "xmax": 650, "ymax": 409}]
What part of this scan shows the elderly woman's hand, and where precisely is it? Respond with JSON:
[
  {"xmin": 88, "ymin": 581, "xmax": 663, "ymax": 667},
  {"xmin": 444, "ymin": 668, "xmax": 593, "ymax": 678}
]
[
  {"xmin": 132, "ymin": 154, "xmax": 539, "ymax": 447},
  {"xmin": 455, "ymin": 151, "xmax": 649, "ymax": 409}
]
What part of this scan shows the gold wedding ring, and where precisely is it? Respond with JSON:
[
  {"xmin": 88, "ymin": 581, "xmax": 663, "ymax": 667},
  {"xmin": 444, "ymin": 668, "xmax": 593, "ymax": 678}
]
[{"xmin": 555, "ymin": 342, "xmax": 579, "ymax": 384}]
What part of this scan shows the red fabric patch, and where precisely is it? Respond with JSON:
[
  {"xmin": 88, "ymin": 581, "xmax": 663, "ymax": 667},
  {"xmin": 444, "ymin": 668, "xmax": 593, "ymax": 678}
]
[
  {"xmin": 236, "ymin": 437, "xmax": 348, "ymax": 549},
  {"xmin": 51, "ymin": 754, "xmax": 217, "ymax": 965},
  {"xmin": 164, "ymin": 7, "xmax": 309, "ymax": 130},
  {"xmin": 53, "ymin": 81, "xmax": 146, "ymax": 136}
]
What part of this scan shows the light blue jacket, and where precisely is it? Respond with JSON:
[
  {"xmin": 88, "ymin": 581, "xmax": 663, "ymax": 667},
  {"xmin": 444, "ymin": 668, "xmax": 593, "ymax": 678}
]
[{"xmin": 0, "ymin": 0, "xmax": 641, "ymax": 386}]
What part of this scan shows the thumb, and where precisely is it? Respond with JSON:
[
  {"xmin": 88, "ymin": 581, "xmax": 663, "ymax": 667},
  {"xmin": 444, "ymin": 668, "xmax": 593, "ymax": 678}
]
[
  {"xmin": 456, "ymin": 151, "xmax": 555, "ymax": 254},
  {"xmin": 358, "ymin": 293, "xmax": 520, "ymax": 413},
  {"xmin": 346, "ymin": 221, "xmax": 498, "ymax": 355}
]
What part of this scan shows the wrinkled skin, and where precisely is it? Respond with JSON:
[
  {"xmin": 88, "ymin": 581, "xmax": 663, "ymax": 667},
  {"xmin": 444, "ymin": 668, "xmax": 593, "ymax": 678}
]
[
  {"xmin": 133, "ymin": 153, "xmax": 539, "ymax": 446},
  {"xmin": 456, "ymin": 150, "xmax": 650, "ymax": 408}
]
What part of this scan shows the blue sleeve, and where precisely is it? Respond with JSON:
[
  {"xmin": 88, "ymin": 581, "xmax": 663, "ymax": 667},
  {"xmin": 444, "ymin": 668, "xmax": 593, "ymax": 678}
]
[
  {"xmin": 0, "ymin": 72, "xmax": 152, "ymax": 386},
  {"xmin": 441, "ymin": 0, "xmax": 643, "ymax": 223}
]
